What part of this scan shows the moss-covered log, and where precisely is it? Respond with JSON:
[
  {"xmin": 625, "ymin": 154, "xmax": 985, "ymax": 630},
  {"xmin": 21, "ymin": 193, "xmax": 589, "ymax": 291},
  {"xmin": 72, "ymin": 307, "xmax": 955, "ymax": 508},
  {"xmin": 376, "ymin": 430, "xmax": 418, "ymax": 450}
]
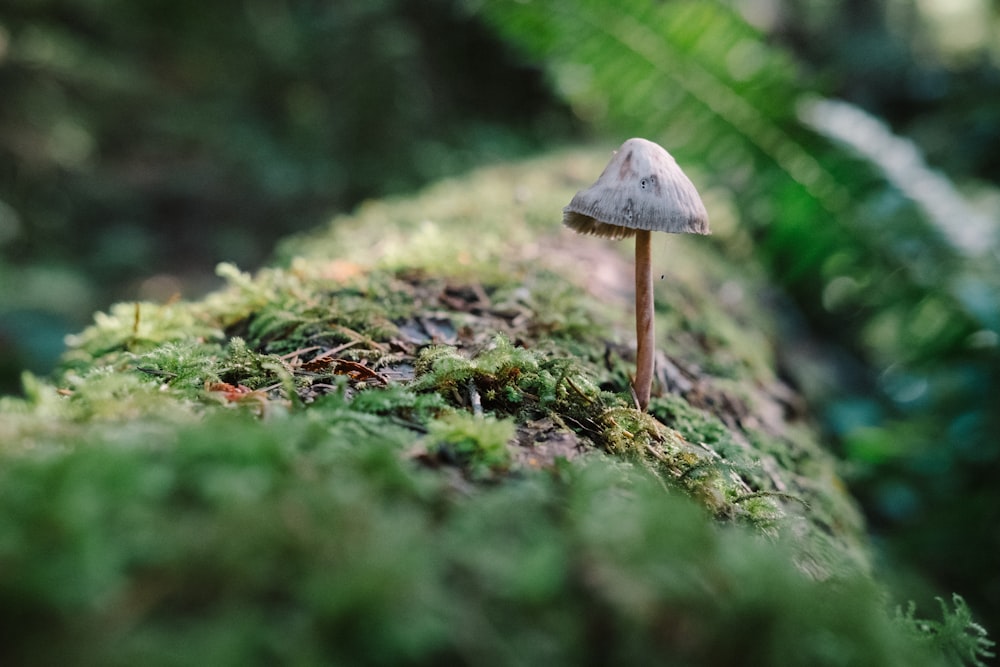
[{"xmin": 0, "ymin": 149, "xmax": 991, "ymax": 666}]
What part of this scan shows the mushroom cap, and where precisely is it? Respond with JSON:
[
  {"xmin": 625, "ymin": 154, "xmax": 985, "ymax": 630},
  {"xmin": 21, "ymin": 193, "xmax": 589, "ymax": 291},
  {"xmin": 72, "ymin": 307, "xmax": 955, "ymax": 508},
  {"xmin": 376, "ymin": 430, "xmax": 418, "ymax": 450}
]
[{"xmin": 563, "ymin": 138, "xmax": 710, "ymax": 239}]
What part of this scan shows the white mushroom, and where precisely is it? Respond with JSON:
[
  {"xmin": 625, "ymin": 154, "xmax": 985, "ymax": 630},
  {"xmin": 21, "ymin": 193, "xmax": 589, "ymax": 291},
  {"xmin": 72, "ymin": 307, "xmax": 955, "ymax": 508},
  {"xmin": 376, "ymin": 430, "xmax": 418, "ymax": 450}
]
[{"xmin": 563, "ymin": 138, "xmax": 710, "ymax": 411}]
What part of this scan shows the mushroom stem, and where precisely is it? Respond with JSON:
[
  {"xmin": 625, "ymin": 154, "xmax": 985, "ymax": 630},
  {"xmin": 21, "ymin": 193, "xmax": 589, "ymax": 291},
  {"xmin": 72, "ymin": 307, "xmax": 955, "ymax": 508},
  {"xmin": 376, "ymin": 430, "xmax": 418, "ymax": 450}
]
[{"xmin": 633, "ymin": 229, "xmax": 655, "ymax": 411}]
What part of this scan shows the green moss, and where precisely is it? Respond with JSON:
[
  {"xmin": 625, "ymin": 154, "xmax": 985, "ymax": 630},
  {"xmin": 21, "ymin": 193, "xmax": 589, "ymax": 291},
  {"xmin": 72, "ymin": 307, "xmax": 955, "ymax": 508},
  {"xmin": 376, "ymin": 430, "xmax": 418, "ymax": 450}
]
[
  {"xmin": 652, "ymin": 392, "xmax": 733, "ymax": 449},
  {"xmin": 348, "ymin": 384, "xmax": 449, "ymax": 426},
  {"xmin": 59, "ymin": 300, "xmax": 224, "ymax": 375},
  {"xmin": 0, "ymin": 147, "xmax": 986, "ymax": 665},
  {"xmin": 217, "ymin": 337, "xmax": 289, "ymax": 390},
  {"xmin": 130, "ymin": 340, "xmax": 227, "ymax": 392},
  {"xmin": 412, "ymin": 334, "xmax": 577, "ymax": 417},
  {"xmin": 426, "ymin": 412, "xmax": 516, "ymax": 479},
  {"xmin": 7, "ymin": 152, "xmax": 870, "ymax": 568},
  {"xmin": 0, "ymin": 413, "xmax": 955, "ymax": 666}
]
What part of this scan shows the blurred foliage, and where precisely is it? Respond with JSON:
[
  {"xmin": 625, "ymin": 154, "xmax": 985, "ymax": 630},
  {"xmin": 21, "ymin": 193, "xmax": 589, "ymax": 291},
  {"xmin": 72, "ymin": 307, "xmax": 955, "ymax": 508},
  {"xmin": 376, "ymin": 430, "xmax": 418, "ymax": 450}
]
[
  {"xmin": 0, "ymin": 0, "xmax": 576, "ymax": 388},
  {"xmin": 760, "ymin": 0, "xmax": 1000, "ymax": 183},
  {"xmin": 0, "ymin": 410, "xmax": 960, "ymax": 666},
  {"xmin": 473, "ymin": 0, "xmax": 1000, "ymax": 637}
]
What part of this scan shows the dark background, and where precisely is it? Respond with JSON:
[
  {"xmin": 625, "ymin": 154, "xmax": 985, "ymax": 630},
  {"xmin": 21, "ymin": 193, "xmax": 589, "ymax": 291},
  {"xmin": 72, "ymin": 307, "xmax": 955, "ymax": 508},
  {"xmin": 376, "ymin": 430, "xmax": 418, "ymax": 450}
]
[{"xmin": 2, "ymin": 0, "xmax": 999, "ymax": 643}]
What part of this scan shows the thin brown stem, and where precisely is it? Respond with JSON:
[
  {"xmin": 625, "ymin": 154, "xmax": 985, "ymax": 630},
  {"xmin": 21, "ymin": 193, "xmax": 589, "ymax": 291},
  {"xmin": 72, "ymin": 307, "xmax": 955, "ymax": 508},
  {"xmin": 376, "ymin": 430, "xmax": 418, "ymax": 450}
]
[{"xmin": 633, "ymin": 230, "xmax": 654, "ymax": 411}]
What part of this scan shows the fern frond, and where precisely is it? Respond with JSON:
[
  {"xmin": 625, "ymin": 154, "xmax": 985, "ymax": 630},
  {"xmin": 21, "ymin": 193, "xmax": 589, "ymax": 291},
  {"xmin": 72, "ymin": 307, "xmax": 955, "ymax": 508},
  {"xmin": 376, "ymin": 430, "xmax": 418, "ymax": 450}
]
[{"xmin": 478, "ymin": 0, "xmax": 845, "ymax": 208}]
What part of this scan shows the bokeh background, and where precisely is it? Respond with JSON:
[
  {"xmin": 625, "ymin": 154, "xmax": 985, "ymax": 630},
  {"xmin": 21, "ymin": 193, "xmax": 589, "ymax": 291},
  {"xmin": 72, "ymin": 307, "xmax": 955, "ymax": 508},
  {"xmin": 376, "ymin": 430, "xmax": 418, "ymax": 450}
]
[{"xmin": 2, "ymin": 0, "xmax": 999, "ymax": 640}]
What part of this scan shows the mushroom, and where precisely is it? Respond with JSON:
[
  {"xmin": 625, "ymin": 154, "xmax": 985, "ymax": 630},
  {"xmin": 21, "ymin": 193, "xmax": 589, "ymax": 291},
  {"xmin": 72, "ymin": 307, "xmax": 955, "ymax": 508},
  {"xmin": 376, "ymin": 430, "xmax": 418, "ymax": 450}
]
[{"xmin": 563, "ymin": 138, "xmax": 709, "ymax": 411}]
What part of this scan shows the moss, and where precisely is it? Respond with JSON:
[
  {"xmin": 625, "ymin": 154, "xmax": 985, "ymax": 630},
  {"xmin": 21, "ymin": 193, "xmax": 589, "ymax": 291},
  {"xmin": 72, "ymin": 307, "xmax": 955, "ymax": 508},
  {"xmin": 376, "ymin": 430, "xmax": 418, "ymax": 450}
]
[
  {"xmin": 0, "ymin": 413, "xmax": 956, "ymax": 666},
  {"xmin": 19, "ymin": 152, "xmax": 868, "ymax": 565},
  {"xmin": 412, "ymin": 334, "xmax": 579, "ymax": 417},
  {"xmin": 7, "ymin": 151, "xmax": 869, "ymax": 566},
  {"xmin": 0, "ymin": 147, "xmax": 986, "ymax": 665},
  {"xmin": 652, "ymin": 392, "xmax": 733, "ymax": 449},
  {"xmin": 348, "ymin": 384, "xmax": 449, "ymax": 426},
  {"xmin": 426, "ymin": 412, "xmax": 516, "ymax": 479},
  {"xmin": 61, "ymin": 300, "xmax": 225, "ymax": 364}
]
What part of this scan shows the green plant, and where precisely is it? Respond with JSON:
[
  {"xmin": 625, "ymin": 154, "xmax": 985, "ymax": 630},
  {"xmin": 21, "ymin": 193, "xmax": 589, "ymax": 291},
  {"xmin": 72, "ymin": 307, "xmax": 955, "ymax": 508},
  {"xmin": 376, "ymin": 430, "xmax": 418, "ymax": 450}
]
[
  {"xmin": 426, "ymin": 412, "xmax": 515, "ymax": 478},
  {"xmin": 896, "ymin": 595, "xmax": 996, "ymax": 667}
]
